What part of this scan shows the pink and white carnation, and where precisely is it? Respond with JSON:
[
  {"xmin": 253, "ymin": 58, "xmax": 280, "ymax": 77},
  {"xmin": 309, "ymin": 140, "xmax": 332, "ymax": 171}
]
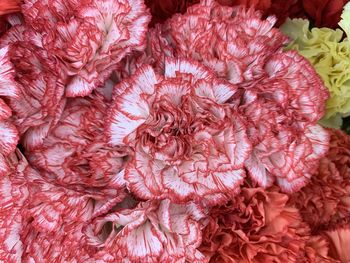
[
  {"xmin": 22, "ymin": 0, "xmax": 151, "ymax": 97},
  {"xmin": 106, "ymin": 58, "xmax": 252, "ymax": 205},
  {"xmin": 0, "ymin": 24, "xmax": 67, "ymax": 150},
  {"xmin": 27, "ymin": 94, "xmax": 130, "ymax": 194},
  {"xmin": 86, "ymin": 199, "xmax": 209, "ymax": 262},
  {"xmin": 0, "ymin": 151, "xmax": 28, "ymax": 263},
  {"xmin": 0, "ymin": 0, "xmax": 150, "ymax": 150},
  {"xmin": 142, "ymin": 0, "xmax": 330, "ymax": 192},
  {"xmin": 17, "ymin": 166, "xmax": 126, "ymax": 262},
  {"xmin": 242, "ymin": 51, "xmax": 330, "ymax": 192},
  {"xmin": 0, "ymin": 45, "xmax": 19, "ymax": 176}
]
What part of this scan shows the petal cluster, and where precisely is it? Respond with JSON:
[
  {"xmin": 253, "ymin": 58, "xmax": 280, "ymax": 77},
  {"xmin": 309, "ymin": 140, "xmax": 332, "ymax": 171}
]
[
  {"xmin": 107, "ymin": 58, "xmax": 251, "ymax": 204},
  {"xmin": 27, "ymin": 94, "xmax": 130, "ymax": 193},
  {"xmin": 142, "ymin": 0, "xmax": 329, "ymax": 192},
  {"xmin": 0, "ymin": 0, "xmax": 150, "ymax": 151},
  {"xmin": 281, "ymin": 17, "xmax": 350, "ymax": 128},
  {"xmin": 0, "ymin": 0, "xmax": 344, "ymax": 262},
  {"xmin": 144, "ymin": 0, "xmax": 347, "ymax": 29},
  {"xmin": 0, "ymin": 151, "xmax": 28, "ymax": 263},
  {"xmin": 86, "ymin": 199, "xmax": 208, "ymax": 262},
  {"xmin": 199, "ymin": 184, "xmax": 310, "ymax": 262},
  {"xmin": 22, "ymin": 0, "xmax": 150, "ymax": 97},
  {"xmin": 290, "ymin": 129, "xmax": 350, "ymax": 231},
  {"xmin": 0, "ymin": 46, "xmax": 19, "ymax": 176}
]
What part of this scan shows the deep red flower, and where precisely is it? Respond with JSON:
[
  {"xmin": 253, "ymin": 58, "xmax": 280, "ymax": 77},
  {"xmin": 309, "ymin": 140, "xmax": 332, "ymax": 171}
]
[
  {"xmin": 199, "ymin": 185, "xmax": 310, "ymax": 262},
  {"xmin": 219, "ymin": 0, "xmax": 347, "ymax": 28},
  {"xmin": 301, "ymin": 0, "xmax": 347, "ymax": 28},
  {"xmin": 106, "ymin": 58, "xmax": 251, "ymax": 205},
  {"xmin": 290, "ymin": 129, "xmax": 350, "ymax": 231},
  {"xmin": 145, "ymin": 0, "xmax": 347, "ymax": 28},
  {"xmin": 145, "ymin": 0, "xmax": 199, "ymax": 26}
]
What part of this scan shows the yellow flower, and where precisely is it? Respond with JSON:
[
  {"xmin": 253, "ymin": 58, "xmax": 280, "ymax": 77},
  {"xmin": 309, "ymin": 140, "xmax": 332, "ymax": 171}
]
[
  {"xmin": 280, "ymin": 17, "xmax": 350, "ymax": 128},
  {"xmin": 339, "ymin": 2, "xmax": 350, "ymax": 39}
]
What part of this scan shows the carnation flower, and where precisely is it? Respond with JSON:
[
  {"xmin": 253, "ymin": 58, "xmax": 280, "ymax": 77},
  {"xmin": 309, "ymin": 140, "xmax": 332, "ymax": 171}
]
[
  {"xmin": 281, "ymin": 17, "xmax": 350, "ymax": 128},
  {"xmin": 0, "ymin": 25, "xmax": 67, "ymax": 151},
  {"xmin": 144, "ymin": 0, "xmax": 346, "ymax": 29},
  {"xmin": 219, "ymin": 0, "xmax": 346, "ymax": 28},
  {"xmin": 162, "ymin": 2, "xmax": 288, "ymax": 84},
  {"xmin": 27, "ymin": 94, "xmax": 130, "ymax": 193},
  {"xmin": 302, "ymin": 0, "xmax": 347, "ymax": 29},
  {"xmin": 23, "ymin": 166, "xmax": 126, "ymax": 236},
  {"xmin": 199, "ymin": 185, "xmax": 310, "ymax": 262},
  {"xmin": 150, "ymin": 0, "xmax": 329, "ymax": 192},
  {"xmin": 0, "ymin": 45, "xmax": 19, "ymax": 176},
  {"xmin": 242, "ymin": 50, "xmax": 329, "ymax": 192},
  {"xmin": 106, "ymin": 58, "xmax": 251, "ymax": 205},
  {"xmin": 2, "ymin": 157, "xmax": 128, "ymax": 263},
  {"xmin": 290, "ymin": 129, "xmax": 350, "ymax": 231},
  {"xmin": 0, "ymin": 0, "xmax": 150, "ymax": 150},
  {"xmin": 22, "ymin": 0, "xmax": 150, "ymax": 97},
  {"xmin": 85, "ymin": 199, "xmax": 208, "ymax": 262}
]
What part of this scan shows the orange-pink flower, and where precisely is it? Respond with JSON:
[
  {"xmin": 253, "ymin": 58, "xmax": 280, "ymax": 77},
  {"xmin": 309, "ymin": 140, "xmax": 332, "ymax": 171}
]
[
  {"xmin": 199, "ymin": 184, "xmax": 310, "ymax": 262},
  {"xmin": 290, "ymin": 129, "xmax": 350, "ymax": 231},
  {"xmin": 0, "ymin": 0, "xmax": 20, "ymax": 16}
]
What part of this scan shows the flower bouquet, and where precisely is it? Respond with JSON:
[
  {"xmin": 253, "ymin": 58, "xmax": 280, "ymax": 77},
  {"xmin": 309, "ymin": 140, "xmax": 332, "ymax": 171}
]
[{"xmin": 0, "ymin": 0, "xmax": 350, "ymax": 262}]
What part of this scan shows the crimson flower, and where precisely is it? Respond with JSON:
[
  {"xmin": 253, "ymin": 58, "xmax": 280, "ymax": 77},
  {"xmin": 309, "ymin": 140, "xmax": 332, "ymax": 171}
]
[
  {"xmin": 298, "ymin": 0, "xmax": 347, "ymax": 28},
  {"xmin": 219, "ymin": 0, "xmax": 347, "ymax": 28},
  {"xmin": 145, "ymin": 0, "xmax": 199, "ymax": 26},
  {"xmin": 144, "ymin": 0, "xmax": 347, "ymax": 28},
  {"xmin": 106, "ymin": 58, "xmax": 251, "ymax": 205}
]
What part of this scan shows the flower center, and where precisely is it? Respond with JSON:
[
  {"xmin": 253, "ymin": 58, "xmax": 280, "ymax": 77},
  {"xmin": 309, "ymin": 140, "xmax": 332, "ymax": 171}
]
[{"xmin": 137, "ymin": 95, "xmax": 228, "ymax": 163}]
